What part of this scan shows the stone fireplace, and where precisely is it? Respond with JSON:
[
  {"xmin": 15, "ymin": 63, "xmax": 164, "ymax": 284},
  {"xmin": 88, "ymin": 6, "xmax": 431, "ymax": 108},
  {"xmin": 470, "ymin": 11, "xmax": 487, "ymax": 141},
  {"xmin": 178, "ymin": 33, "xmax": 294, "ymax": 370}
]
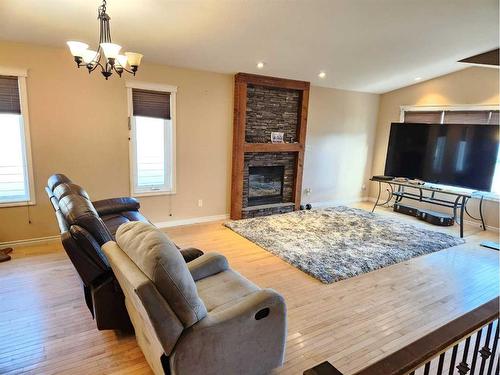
[
  {"xmin": 241, "ymin": 152, "xmax": 296, "ymax": 218},
  {"xmin": 230, "ymin": 73, "xmax": 310, "ymax": 219}
]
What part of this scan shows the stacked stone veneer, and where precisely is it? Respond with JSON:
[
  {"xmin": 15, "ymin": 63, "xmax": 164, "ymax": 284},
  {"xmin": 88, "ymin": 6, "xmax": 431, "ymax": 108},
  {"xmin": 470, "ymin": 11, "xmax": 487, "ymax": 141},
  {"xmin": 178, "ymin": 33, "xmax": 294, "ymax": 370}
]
[
  {"xmin": 245, "ymin": 84, "xmax": 300, "ymax": 143},
  {"xmin": 242, "ymin": 152, "xmax": 296, "ymax": 218}
]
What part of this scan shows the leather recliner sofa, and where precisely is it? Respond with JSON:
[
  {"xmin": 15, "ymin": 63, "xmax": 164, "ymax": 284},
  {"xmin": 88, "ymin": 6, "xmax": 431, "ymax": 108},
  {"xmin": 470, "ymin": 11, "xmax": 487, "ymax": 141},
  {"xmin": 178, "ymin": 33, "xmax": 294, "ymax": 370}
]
[{"xmin": 46, "ymin": 173, "xmax": 203, "ymax": 330}]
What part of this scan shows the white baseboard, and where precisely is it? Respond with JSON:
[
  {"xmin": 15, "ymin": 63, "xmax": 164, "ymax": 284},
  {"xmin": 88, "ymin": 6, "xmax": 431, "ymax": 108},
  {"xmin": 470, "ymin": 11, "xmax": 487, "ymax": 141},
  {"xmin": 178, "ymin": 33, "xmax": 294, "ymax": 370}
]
[
  {"xmin": 155, "ymin": 214, "xmax": 229, "ymax": 228},
  {"xmin": 308, "ymin": 197, "xmax": 369, "ymax": 209},
  {"xmin": 0, "ymin": 235, "xmax": 60, "ymax": 248}
]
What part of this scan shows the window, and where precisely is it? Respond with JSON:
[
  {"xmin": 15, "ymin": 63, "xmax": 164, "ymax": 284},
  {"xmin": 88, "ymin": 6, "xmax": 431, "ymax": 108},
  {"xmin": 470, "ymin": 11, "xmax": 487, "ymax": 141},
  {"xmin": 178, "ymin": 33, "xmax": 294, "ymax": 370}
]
[
  {"xmin": 0, "ymin": 72, "xmax": 34, "ymax": 206},
  {"xmin": 401, "ymin": 105, "xmax": 500, "ymax": 194},
  {"xmin": 127, "ymin": 83, "xmax": 176, "ymax": 196}
]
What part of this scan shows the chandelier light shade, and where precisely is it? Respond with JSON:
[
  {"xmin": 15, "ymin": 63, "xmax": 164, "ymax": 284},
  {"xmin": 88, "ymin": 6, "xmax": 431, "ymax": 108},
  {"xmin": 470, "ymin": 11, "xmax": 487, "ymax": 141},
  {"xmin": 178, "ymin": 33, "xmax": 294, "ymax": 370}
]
[{"xmin": 67, "ymin": 0, "xmax": 143, "ymax": 80}]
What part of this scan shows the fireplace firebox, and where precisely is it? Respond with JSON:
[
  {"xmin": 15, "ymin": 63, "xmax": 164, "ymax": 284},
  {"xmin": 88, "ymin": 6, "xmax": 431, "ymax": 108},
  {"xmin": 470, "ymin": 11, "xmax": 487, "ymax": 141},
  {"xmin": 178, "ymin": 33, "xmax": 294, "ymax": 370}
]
[{"xmin": 248, "ymin": 166, "xmax": 285, "ymax": 206}]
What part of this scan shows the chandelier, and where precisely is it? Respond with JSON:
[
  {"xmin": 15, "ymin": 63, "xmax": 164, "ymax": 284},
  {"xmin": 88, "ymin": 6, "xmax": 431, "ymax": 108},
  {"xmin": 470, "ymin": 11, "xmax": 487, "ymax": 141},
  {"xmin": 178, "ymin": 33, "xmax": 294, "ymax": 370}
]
[{"xmin": 66, "ymin": 0, "xmax": 143, "ymax": 80}]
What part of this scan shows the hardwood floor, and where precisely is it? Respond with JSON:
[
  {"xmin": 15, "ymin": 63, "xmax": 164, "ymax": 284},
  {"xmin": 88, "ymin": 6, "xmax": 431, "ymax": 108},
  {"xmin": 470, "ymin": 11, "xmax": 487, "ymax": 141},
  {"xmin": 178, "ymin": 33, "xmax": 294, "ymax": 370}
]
[{"xmin": 0, "ymin": 203, "xmax": 498, "ymax": 374}]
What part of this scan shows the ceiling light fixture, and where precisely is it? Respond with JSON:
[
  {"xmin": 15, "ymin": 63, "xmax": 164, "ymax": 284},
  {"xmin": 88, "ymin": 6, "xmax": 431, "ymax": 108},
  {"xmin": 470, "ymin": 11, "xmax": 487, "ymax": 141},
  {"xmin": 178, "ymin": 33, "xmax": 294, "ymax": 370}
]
[
  {"xmin": 257, "ymin": 62, "xmax": 265, "ymax": 69},
  {"xmin": 67, "ymin": 0, "xmax": 143, "ymax": 80},
  {"xmin": 318, "ymin": 71, "xmax": 326, "ymax": 79},
  {"xmin": 414, "ymin": 77, "xmax": 422, "ymax": 81}
]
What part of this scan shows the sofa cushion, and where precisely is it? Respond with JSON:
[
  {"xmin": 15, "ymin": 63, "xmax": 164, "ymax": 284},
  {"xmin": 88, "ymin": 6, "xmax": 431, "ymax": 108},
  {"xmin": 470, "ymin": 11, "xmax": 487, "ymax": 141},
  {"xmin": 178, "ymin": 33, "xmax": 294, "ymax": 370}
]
[
  {"xmin": 101, "ymin": 211, "xmax": 149, "ymax": 237},
  {"xmin": 195, "ymin": 269, "xmax": 259, "ymax": 312},
  {"xmin": 53, "ymin": 183, "xmax": 90, "ymax": 201},
  {"xmin": 47, "ymin": 173, "xmax": 72, "ymax": 191},
  {"xmin": 116, "ymin": 222, "xmax": 207, "ymax": 327},
  {"xmin": 93, "ymin": 197, "xmax": 141, "ymax": 216},
  {"xmin": 58, "ymin": 194, "xmax": 113, "ymax": 245}
]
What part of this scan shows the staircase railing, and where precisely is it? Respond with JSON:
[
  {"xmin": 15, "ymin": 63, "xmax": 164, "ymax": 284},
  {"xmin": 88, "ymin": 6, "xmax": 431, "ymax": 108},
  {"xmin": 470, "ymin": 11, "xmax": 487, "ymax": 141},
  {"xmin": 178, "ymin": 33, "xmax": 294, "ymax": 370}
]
[{"xmin": 304, "ymin": 298, "xmax": 499, "ymax": 375}]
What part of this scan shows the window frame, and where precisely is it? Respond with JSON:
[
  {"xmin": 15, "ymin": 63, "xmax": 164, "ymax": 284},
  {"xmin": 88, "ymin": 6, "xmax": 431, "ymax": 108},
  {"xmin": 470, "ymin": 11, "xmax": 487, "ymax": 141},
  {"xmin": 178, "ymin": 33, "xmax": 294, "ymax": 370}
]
[
  {"xmin": 126, "ymin": 81, "xmax": 177, "ymax": 197},
  {"xmin": 0, "ymin": 67, "xmax": 35, "ymax": 208}
]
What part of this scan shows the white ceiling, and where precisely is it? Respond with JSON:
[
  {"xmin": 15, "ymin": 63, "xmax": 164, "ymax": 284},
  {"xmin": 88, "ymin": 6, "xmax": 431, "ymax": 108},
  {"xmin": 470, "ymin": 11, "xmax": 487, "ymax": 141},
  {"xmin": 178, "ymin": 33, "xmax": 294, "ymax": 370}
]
[{"xmin": 0, "ymin": 0, "xmax": 498, "ymax": 93}]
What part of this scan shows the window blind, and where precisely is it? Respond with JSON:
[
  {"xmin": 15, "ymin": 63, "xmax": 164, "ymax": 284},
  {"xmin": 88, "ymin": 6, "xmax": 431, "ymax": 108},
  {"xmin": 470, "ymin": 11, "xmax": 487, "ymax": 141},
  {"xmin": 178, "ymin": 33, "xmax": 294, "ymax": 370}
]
[
  {"xmin": 132, "ymin": 89, "xmax": 171, "ymax": 119},
  {"xmin": 490, "ymin": 111, "xmax": 499, "ymax": 125},
  {"xmin": 0, "ymin": 76, "xmax": 21, "ymax": 114},
  {"xmin": 404, "ymin": 109, "xmax": 500, "ymax": 125},
  {"xmin": 443, "ymin": 110, "xmax": 499, "ymax": 125},
  {"xmin": 403, "ymin": 111, "xmax": 443, "ymax": 124}
]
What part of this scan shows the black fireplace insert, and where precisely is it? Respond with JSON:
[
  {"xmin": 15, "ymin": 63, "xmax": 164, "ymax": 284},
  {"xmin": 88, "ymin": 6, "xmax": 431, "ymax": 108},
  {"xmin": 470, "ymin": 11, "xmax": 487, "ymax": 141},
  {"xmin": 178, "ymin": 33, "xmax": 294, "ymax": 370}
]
[{"xmin": 248, "ymin": 165, "xmax": 285, "ymax": 206}]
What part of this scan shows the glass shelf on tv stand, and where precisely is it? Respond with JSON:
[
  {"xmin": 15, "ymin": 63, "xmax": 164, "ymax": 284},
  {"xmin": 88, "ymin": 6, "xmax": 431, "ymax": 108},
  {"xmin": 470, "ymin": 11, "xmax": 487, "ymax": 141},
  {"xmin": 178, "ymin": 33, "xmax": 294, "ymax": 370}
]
[{"xmin": 369, "ymin": 177, "xmax": 488, "ymax": 238}]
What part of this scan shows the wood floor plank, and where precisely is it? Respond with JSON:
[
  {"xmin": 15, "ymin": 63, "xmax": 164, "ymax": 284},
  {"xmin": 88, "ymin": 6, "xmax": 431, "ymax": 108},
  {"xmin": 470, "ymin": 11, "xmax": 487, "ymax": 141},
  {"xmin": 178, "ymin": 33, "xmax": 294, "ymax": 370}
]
[{"xmin": 0, "ymin": 203, "xmax": 498, "ymax": 374}]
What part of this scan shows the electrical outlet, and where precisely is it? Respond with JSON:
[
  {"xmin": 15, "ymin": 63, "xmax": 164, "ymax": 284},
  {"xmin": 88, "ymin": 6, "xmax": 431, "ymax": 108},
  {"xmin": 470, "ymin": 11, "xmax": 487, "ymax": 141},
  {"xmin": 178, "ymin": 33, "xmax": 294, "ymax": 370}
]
[
  {"xmin": 361, "ymin": 184, "xmax": 366, "ymax": 191},
  {"xmin": 304, "ymin": 188, "xmax": 312, "ymax": 195},
  {"xmin": 198, "ymin": 199, "xmax": 203, "ymax": 207}
]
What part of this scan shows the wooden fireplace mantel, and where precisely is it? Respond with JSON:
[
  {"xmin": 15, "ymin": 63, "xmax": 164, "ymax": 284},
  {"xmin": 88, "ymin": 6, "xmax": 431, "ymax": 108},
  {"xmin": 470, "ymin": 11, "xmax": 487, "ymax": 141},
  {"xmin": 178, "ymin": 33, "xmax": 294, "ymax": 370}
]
[{"xmin": 230, "ymin": 73, "xmax": 310, "ymax": 219}]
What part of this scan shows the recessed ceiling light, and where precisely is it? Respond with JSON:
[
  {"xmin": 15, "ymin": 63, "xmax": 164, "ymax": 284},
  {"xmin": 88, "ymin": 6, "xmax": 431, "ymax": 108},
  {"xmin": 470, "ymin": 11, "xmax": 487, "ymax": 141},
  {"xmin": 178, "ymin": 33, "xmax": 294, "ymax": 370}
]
[
  {"xmin": 415, "ymin": 77, "xmax": 422, "ymax": 81},
  {"xmin": 318, "ymin": 71, "xmax": 326, "ymax": 79},
  {"xmin": 257, "ymin": 62, "xmax": 265, "ymax": 69}
]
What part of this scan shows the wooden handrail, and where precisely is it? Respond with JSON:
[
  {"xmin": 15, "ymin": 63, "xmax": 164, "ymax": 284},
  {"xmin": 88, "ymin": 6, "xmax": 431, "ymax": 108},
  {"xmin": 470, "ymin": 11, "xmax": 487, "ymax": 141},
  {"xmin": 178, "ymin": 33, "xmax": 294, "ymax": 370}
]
[
  {"xmin": 354, "ymin": 298, "xmax": 499, "ymax": 375},
  {"xmin": 304, "ymin": 298, "xmax": 499, "ymax": 375}
]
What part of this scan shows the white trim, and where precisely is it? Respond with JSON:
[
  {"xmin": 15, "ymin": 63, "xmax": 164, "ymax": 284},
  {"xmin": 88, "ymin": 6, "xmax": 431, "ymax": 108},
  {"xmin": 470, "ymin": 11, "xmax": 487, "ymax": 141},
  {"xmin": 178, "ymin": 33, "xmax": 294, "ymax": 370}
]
[
  {"xmin": 18, "ymin": 76, "xmax": 36, "ymax": 205},
  {"xmin": 0, "ymin": 74, "xmax": 36, "ymax": 207},
  {"xmin": 0, "ymin": 200, "xmax": 36, "ymax": 208},
  {"xmin": 125, "ymin": 80, "xmax": 178, "ymax": 93},
  {"xmin": 307, "ymin": 197, "xmax": 369, "ymax": 209},
  {"xmin": 155, "ymin": 214, "xmax": 229, "ymax": 228},
  {"xmin": 399, "ymin": 104, "xmax": 499, "ymax": 122},
  {"xmin": 458, "ymin": 63, "xmax": 500, "ymax": 70},
  {"xmin": 0, "ymin": 66, "xmax": 28, "ymax": 77},
  {"xmin": 0, "ymin": 235, "xmax": 59, "ymax": 248},
  {"xmin": 127, "ymin": 83, "xmax": 177, "ymax": 197}
]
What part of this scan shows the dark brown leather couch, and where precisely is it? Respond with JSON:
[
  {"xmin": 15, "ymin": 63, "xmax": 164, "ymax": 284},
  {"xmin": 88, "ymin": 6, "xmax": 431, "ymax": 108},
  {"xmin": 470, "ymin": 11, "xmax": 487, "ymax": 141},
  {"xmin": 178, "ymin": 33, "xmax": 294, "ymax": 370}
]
[{"xmin": 46, "ymin": 173, "xmax": 203, "ymax": 331}]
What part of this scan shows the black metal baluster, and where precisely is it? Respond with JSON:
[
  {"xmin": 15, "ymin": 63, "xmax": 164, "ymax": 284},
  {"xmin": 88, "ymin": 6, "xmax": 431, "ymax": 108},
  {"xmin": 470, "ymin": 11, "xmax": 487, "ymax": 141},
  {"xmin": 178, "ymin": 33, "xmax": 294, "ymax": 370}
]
[
  {"xmin": 450, "ymin": 344, "xmax": 459, "ymax": 375},
  {"xmin": 457, "ymin": 336, "xmax": 472, "ymax": 374},
  {"xmin": 479, "ymin": 322, "xmax": 494, "ymax": 375},
  {"xmin": 471, "ymin": 329, "xmax": 484, "ymax": 374},
  {"xmin": 423, "ymin": 361, "xmax": 431, "ymax": 375},
  {"xmin": 437, "ymin": 352, "xmax": 446, "ymax": 375},
  {"xmin": 487, "ymin": 323, "xmax": 499, "ymax": 375}
]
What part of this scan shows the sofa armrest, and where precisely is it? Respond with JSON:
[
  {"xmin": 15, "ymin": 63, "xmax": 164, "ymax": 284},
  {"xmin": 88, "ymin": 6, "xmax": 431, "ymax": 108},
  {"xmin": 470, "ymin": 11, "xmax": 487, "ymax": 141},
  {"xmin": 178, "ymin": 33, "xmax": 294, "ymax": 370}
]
[
  {"xmin": 180, "ymin": 247, "xmax": 204, "ymax": 263},
  {"xmin": 201, "ymin": 288, "xmax": 285, "ymax": 326},
  {"xmin": 188, "ymin": 252, "xmax": 228, "ymax": 281},
  {"xmin": 92, "ymin": 197, "xmax": 140, "ymax": 216},
  {"xmin": 172, "ymin": 289, "xmax": 287, "ymax": 374}
]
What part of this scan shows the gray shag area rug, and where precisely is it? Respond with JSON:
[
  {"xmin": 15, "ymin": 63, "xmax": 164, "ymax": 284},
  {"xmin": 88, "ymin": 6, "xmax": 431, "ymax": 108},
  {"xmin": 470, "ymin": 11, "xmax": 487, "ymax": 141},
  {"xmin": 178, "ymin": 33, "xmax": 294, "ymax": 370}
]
[{"xmin": 225, "ymin": 206, "xmax": 465, "ymax": 283}]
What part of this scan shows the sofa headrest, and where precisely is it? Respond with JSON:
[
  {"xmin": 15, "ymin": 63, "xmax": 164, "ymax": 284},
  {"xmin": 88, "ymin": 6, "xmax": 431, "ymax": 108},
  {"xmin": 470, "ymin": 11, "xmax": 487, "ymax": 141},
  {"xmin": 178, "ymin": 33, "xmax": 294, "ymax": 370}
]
[
  {"xmin": 116, "ymin": 221, "xmax": 207, "ymax": 327},
  {"xmin": 53, "ymin": 183, "xmax": 90, "ymax": 201},
  {"xmin": 58, "ymin": 194, "xmax": 112, "ymax": 245},
  {"xmin": 47, "ymin": 174, "xmax": 72, "ymax": 191}
]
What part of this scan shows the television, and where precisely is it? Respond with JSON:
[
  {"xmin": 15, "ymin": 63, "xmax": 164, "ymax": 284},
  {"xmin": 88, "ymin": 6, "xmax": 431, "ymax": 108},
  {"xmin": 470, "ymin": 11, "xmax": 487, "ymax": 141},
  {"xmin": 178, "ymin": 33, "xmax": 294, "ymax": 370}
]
[{"xmin": 384, "ymin": 122, "xmax": 499, "ymax": 191}]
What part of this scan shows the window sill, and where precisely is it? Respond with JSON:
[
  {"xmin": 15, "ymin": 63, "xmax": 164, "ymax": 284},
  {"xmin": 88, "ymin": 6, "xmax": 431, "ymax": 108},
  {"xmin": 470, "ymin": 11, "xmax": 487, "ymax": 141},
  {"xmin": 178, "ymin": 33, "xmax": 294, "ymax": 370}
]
[
  {"xmin": 131, "ymin": 190, "xmax": 176, "ymax": 198},
  {"xmin": 0, "ymin": 200, "xmax": 36, "ymax": 208}
]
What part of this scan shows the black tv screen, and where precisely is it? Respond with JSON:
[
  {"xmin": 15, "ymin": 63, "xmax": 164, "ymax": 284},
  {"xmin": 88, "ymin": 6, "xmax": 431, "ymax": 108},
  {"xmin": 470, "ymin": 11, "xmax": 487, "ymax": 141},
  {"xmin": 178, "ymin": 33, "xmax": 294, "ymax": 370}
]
[{"xmin": 384, "ymin": 122, "xmax": 499, "ymax": 191}]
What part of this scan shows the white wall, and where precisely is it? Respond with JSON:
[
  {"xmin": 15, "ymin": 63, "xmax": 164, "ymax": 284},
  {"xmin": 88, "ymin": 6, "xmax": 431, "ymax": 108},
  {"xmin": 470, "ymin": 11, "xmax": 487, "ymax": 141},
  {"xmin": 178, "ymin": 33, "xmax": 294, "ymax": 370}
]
[{"xmin": 302, "ymin": 86, "xmax": 380, "ymax": 206}]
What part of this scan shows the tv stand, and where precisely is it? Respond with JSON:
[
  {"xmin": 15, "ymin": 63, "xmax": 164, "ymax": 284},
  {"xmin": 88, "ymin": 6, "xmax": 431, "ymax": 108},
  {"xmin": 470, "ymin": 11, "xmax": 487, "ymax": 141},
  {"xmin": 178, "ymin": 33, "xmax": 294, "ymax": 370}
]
[{"xmin": 370, "ymin": 177, "xmax": 486, "ymax": 238}]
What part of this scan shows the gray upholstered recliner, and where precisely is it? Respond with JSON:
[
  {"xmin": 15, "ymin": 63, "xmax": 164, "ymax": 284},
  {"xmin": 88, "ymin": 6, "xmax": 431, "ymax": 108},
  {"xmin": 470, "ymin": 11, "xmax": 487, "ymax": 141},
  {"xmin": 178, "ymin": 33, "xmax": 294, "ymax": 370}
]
[{"xmin": 102, "ymin": 221, "xmax": 287, "ymax": 375}]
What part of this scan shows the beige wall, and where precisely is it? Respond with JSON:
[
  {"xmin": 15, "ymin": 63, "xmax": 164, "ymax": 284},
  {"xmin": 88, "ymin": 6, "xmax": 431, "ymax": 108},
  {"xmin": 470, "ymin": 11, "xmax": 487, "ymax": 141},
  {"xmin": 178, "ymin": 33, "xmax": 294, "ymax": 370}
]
[
  {"xmin": 0, "ymin": 41, "xmax": 234, "ymax": 242},
  {"xmin": 370, "ymin": 67, "xmax": 500, "ymax": 229},
  {"xmin": 0, "ymin": 41, "xmax": 382, "ymax": 243},
  {"xmin": 303, "ymin": 86, "xmax": 379, "ymax": 205}
]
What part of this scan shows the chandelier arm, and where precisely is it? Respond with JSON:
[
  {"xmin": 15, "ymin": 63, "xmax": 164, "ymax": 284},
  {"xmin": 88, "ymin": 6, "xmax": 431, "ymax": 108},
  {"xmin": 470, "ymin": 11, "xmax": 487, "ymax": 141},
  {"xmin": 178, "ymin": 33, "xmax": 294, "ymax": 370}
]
[
  {"xmin": 87, "ymin": 60, "xmax": 105, "ymax": 73},
  {"xmin": 69, "ymin": 0, "xmax": 140, "ymax": 80}
]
